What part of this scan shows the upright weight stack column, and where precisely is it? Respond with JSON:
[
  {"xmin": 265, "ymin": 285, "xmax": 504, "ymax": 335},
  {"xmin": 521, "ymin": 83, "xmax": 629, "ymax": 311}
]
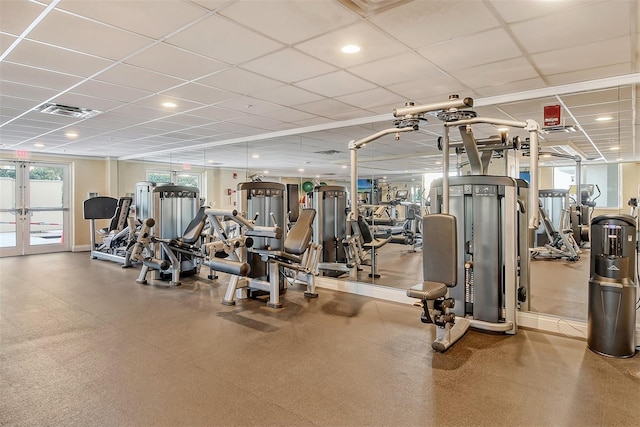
[{"xmin": 588, "ymin": 214, "xmax": 637, "ymax": 357}]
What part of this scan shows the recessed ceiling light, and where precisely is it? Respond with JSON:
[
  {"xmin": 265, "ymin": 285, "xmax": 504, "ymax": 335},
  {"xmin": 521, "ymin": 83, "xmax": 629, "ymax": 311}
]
[
  {"xmin": 609, "ymin": 146, "xmax": 620, "ymax": 151},
  {"xmin": 341, "ymin": 44, "xmax": 360, "ymax": 54},
  {"xmin": 263, "ymin": 170, "xmax": 269, "ymax": 174},
  {"xmin": 497, "ymin": 127, "xmax": 509, "ymax": 132},
  {"xmin": 252, "ymin": 154, "xmax": 260, "ymax": 159},
  {"xmin": 34, "ymin": 142, "xmax": 45, "ymax": 148},
  {"xmin": 435, "ymin": 161, "xmax": 442, "ymax": 165},
  {"xmin": 595, "ymin": 116, "xmax": 612, "ymax": 121},
  {"xmin": 298, "ymin": 168, "xmax": 304, "ymax": 172},
  {"xmin": 162, "ymin": 102, "xmax": 177, "ymax": 108},
  {"xmin": 315, "ymin": 175, "xmax": 320, "ymax": 178},
  {"xmin": 341, "ymin": 165, "xmax": 348, "ymax": 169},
  {"xmin": 207, "ymin": 160, "xmax": 214, "ymax": 163},
  {"xmin": 65, "ymin": 132, "xmax": 78, "ymax": 138}
]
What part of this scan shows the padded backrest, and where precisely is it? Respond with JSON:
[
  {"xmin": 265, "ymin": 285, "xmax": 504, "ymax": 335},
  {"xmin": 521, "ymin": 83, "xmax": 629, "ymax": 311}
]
[
  {"xmin": 284, "ymin": 208, "xmax": 316, "ymax": 255},
  {"xmin": 357, "ymin": 215, "xmax": 374, "ymax": 243},
  {"xmin": 423, "ymin": 214, "xmax": 457, "ymax": 287},
  {"xmin": 181, "ymin": 206, "xmax": 209, "ymax": 244},
  {"xmin": 83, "ymin": 196, "xmax": 118, "ymax": 220}
]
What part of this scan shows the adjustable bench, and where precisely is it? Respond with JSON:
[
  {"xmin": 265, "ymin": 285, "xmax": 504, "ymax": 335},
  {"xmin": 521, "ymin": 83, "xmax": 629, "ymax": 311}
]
[{"xmin": 407, "ymin": 214, "xmax": 470, "ymax": 352}]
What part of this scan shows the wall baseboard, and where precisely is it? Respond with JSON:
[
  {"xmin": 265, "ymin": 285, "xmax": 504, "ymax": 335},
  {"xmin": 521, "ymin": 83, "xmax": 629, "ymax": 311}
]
[{"xmin": 73, "ymin": 245, "xmax": 90, "ymax": 252}]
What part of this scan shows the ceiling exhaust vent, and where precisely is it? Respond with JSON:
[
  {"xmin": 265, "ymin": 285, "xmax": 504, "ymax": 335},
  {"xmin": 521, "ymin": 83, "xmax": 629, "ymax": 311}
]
[
  {"xmin": 338, "ymin": 0, "xmax": 412, "ymax": 17},
  {"xmin": 314, "ymin": 149, "xmax": 342, "ymax": 155},
  {"xmin": 35, "ymin": 103, "xmax": 101, "ymax": 119}
]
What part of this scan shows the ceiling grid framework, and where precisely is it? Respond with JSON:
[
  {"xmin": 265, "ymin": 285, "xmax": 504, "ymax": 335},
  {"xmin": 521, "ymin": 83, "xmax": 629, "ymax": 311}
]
[{"xmin": 0, "ymin": 0, "xmax": 638, "ymax": 179}]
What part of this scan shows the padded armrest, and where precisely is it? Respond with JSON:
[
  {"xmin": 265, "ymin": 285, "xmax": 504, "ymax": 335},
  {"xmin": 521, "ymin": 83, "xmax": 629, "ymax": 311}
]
[
  {"xmin": 362, "ymin": 235, "xmax": 392, "ymax": 249},
  {"xmin": 407, "ymin": 281, "xmax": 447, "ymax": 300}
]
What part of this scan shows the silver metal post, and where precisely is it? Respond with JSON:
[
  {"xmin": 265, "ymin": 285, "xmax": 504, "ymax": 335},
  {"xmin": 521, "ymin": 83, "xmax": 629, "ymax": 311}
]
[
  {"xmin": 442, "ymin": 126, "xmax": 450, "ymax": 215},
  {"xmin": 526, "ymin": 120, "xmax": 540, "ymax": 229},
  {"xmin": 350, "ymin": 147, "xmax": 358, "ymax": 225}
]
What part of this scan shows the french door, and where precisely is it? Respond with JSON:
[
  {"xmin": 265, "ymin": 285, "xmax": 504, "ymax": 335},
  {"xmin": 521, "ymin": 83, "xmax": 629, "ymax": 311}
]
[{"xmin": 0, "ymin": 160, "xmax": 70, "ymax": 256}]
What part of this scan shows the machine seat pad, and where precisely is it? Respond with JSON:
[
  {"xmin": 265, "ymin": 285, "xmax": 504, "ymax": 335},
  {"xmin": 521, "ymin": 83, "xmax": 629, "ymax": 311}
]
[
  {"xmin": 407, "ymin": 281, "xmax": 447, "ymax": 300},
  {"xmin": 284, "ymin": 209, "xmax": 316, "ymax": 255},
  {"xmin": 367, "ymin": 217, "xmax": 395, "ymax": 226}
]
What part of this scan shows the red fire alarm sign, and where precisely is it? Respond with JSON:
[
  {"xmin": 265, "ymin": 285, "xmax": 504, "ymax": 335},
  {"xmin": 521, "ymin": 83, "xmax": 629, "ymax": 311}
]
[{"xmin": 543, "ymin": 105, "xmax": 561, "ymax": 127}]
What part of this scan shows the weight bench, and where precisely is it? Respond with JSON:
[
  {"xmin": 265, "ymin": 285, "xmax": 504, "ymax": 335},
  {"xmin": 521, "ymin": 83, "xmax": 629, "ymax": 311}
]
[{"xmin": 407, "ymin": 214, "xmax": 470, "ymax": 352}]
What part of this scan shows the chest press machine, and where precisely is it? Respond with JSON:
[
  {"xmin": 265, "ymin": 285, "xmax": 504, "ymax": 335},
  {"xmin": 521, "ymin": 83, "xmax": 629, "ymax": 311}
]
[{"xmin": 350, "ymin": 95, "xmax": 541, "ymax": 351}]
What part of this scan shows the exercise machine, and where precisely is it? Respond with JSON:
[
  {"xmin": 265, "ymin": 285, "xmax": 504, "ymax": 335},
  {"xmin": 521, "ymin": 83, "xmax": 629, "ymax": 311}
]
[
  {"xmin": 349, "ymin": 95, "xmax": 540, "ymax": 351},
  {"xmin": 83, "ymin": 195, "xmax": 137, "ymax": 267},
  {"xmin": 530, "ymin": 200, "xmax": 580, "ymax": 261},
  {"xmin": 309, "ymin": 185, "xmax": 350, "ymax": 276},
  {"xmin": 220, "ymin": 208, "xmax": 321, "ymax": 308}
]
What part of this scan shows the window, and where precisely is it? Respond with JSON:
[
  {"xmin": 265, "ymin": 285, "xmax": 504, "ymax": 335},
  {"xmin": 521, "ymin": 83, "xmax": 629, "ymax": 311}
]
[
  {"xmin": 551, "ymin": 164, "xmax": 618, "ymax": 208},
  {"xmin": 147, "ymin": 170, "xmax": 201, "ymax": 189}
]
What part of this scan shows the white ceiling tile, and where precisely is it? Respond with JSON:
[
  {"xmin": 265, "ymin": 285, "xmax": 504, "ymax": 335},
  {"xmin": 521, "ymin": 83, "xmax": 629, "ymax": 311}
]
[
  {"xmin": 0, "ymin": 0, "xmax": 45, "ymax": 36},
  {"xmin": 189, "ymin": 1, "xmax": 229, "ymax": 11},
  {"xmin": 166, "ymin": 15, "xmax": 284, "ymax": 64},
  {"xmin": 387, "ymin": 72, "xmax": 467, "ymax": 101},
  {"xmin": 490, "ymin": 0, "xmax": 599, "ymax": 23},
  {"xmin": 0, "ymin": 81, "xmax": 60, "ymax": 102},
  {"xmin": 133, "ymin": 96, "xmax": 206, "ymax": 114},
  {"xmin": 5, "ymin": 39, "xmax": 113, "ymax": 77},
  {"xmin": 0, "ymin": 62, "xmax": 83, "ymax": 91},
  {"xmin": 196, "ymin": 68, "xmax": 284, "ymax": 95},
  {"xmin": 221, "ymin": 1, "xmax": 358, "ymax": 44},
  {"xmin": 71, "ymin": 80, "xmax": 152, "ymax": 103},
  {"xmin": 57, "ymin": 0, "xmax": 208, "ymax": 39},
  {"xmin": 448, "ymin": 57, "xmax": 538, "ymax": 89},
  {"xmin": 187, "ymin": 106, "xmax": 247, "ymax": 121},
  {"xmin": 348, "ymin": 52, "xmax": 442, "ymax": 87},
  {"xmin": 545, "ymin": 64, "xmax": 632, "ymax": 87},
  {"xmin": 95, "ymin": 64, "xmax": 185, "ymax": 93},
  {"xmin": 109, "ymin": 104, "xmax": 175, "ymax": 121},
  {"xmin": 474, "ymin": 77, "xmax": 547, "ymax": 97},
  {"xmin": 532, "ymin": 37, "xmax": 631, "ymax": 76},
  {"xmin": 417, "ymin": 28, "xmax": 522, "ymax": 72},
  {"xmin": 295, "ymin": 71, "xmax": 377, "ymax": 98},
  {"xmin": 369, "ymin": 0, "xmax": 500, "ymax": 49},
  {"xmin": 510, "ymin": 1, "xmax": 631, "ymax": 55},
  {"xmin": 125, "ymin": 43, "xmax": 227, "ymax": 80},
  {"xmin": 294, "ymin": 98, "xmax": 363, "ymax": 118},
  {"xmin": 335, "ymin": 88, "xmax": 405, "ymax": 110},
  {"xmin": 0, "ymin": 95, "xmax": 40, "ymax": 112},
  {"xmin": 294, "ymin": 22, "xmax": 409, "ymax": 68},
  {"xmin": 258, "ymin": 106, "xmax": 316, "ymax": 123},
  {"xmin": 28, "ymin": 10, "xmax": 153, "ymax": 61},
  {"xmin": 252, "ymin": 85, "xmax": 325, "ymax": 106},
  {"xmin": 160, "ymin": 82, "xmax": 236, "ymax": 105},
  {"xmin": 1, "ymin": 32, "xmax": 16, "ymax": 51},
  {"xmin": 241, "ymin": 48, "xmax": 337, "ymax": 83}
]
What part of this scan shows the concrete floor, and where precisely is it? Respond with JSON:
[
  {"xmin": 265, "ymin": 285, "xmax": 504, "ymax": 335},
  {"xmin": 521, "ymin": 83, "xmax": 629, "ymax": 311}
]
[{"xmin": 1, "ymin": 252, "xmax": 640, "ymax": 426}]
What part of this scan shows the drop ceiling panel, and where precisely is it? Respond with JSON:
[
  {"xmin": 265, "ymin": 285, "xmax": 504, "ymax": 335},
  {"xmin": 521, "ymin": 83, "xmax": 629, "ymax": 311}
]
[
  {"xmin": 347, "ymin": 52, "xmax": 442, "ymax": 87},
  {"xmin": 197, "ymin": 71, "xmax": 282, "ymax": 100},
  {"xmin": 510, "ymin": 1, "xmax": 631, "ymax": 54},
  {"xmin": 219, "ymin": 0, "xmax": 358, "ymax": 45},
  {"xmin": 124, "ymin": 43, "xmax": 228, "ymax": 80},
  {"xmin": 132, "ymin": 96, "xmax": 205, "ymax": 114},
  {"xmin": 0, "ymin": 1, "xmax": 45, "ymax": 36},
  {"xmin": 545, "ymin": 63, "xmax": 633, "ymax": 87},
  {"xmin": 369, "ymin": 0, "xmax": 500, "ymax": 49},
  {"xmin": 252, "ymin": 85, "xmax": 325, "ymax": 106},
  {"xmin": 5, "ymin": 39, "xmax": 114, "ymax": 77},
  {"xmin": 0, "ymin": 62, "xmax": 83, "ymax": 91},
  {"xmin": 0, "ymin": 32, "xmax": 16, "ymax": 51},
  {"xmin": 294, "ymin": 98, "xmax": 364, "ymax": 119},
  {"xmin": 295, "ymin": 22, "xmax": 408, "ymax": 68},
  {"xmin": 159, "ymin": 83, "xmax": 236, "ymax": 105},
  {"xmin": 241, "ymin": 48, "xmax": 337, "ymax": 83},
  {"xmin": 71, "ymin": 80, "xmax": 153, "ymax": 103},
  {"xmin": 165, "ymin": 15, "xmax": 284, "ymax": 64},
  {"xmin": 489, "ymin": 0, "xmax": 598, "ymax": 24},
  {"xmin": 187, "ymin": 105, "xmax": 247, "ymax": 122},
  {"xmin": 95, "ymin": 64, "xmax": 185, "ymax": 93},
  {"xmin": 28, "ymin": 10, "xmax": 152, "ymax": 61},
  {"xmin": 335, "ymin": 88, "xmax": 405, "ymax": 110},
  {"xmin": 532, "ymin": 37, "xmax": 631, "ymax": 76},
  {"xmin": 417, "ymin": 28, "xmax": 522, "ymax": 72},
  {"xmin": 0, "ymin": 81, "xmax": 60, "ymax": 102},
  {"xmin": 449, "ymin": 57, "xmax": 539, "ymax": 89},
  {"xmin": 295, "ymin": 71, "xmax": 377, "ymax": 98},
  {"xmin": 56, "ymin": 0, "xmax": 208, "ymax": 39},
  {"xmin": 386, "ymin": 73, "xmax": 467, "ymax": 102}
]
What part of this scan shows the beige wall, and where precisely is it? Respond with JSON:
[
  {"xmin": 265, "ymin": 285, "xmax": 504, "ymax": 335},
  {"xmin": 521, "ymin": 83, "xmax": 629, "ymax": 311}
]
[
  {"xmin": 73, "ymin": 158, "xmax": 108, "ymax": 247},
  {"xmin": 620, "ymin": 162, "xmax": 640, "ymax": 211}
]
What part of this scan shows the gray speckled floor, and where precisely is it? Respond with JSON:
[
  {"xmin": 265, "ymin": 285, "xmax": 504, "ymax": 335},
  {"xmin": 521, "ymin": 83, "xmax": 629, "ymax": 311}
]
[{"xmin": 1, "ymin": 252, "xmax": 639, "ymax": 426}]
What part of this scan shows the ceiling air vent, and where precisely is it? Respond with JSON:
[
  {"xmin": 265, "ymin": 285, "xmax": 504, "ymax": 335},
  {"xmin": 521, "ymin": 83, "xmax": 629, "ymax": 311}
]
[
  {"xmin": 338, "ymin": 0, "xmax": 412, "ymax": 17},
  {"xmin": 35, "ymin": 103, "xmax": 101, "ymax": 119},
  {"xmin": 314, "ymin": 149, "xmax": 342, "ymax": 155},
  {"xmin": 541, "ymin": 125, "xmax": 577, "ymax": 133}
]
